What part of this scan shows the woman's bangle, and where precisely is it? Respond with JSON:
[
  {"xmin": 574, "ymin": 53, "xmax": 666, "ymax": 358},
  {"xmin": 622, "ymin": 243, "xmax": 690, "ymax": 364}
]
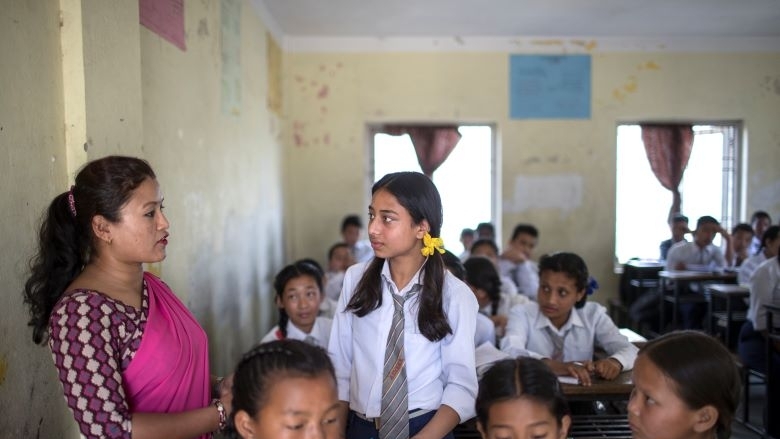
[{"xmin": 213, "ymin": 398, "xmax": 227, "ymax": 432}]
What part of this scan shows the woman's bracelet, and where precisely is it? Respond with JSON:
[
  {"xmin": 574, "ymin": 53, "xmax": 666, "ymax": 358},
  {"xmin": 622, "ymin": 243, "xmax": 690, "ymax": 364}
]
[{"xmin": 212, "ymin": 398, "xmax": 227, "ymax": 432}]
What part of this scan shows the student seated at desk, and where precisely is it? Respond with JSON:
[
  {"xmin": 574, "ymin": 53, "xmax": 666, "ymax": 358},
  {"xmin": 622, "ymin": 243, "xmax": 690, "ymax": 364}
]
[
  {"xmin": 666, "ymin": 215, "xmax": 730, "ymax": 272},
  {"xmin": 470, "ymin": 239, "xmax": 520, "ymax": 298},
  {"xmin": 464, "ymin": 257, "xmax": 529, "ymax": 339},
  {"xmin": 665, "ymin": 216, "xmax": 731, "ymax": 329},
  {"xmin": 660, "ymin": 213, "xmax": 690, "ymax": 260},
  {"xmin": 442, "ymin": 250, "xmax": 496, "ymax": 348},
  {"xmin": 729, "ymin": 223, "xmax": 754, "ymax": 267},
  {"xmin": 498, "ymin": 223, "xmax": 541, "ymax": 300},
  {"xmin": 749, "ymin": 210, "xmax": 772, "ymax": 256},
  {"xmin": 501, "ymin": 252, "xmax": 638, "ymax": 386},
  {"xmin": 340, "ymin": 214, "xmax": 373, "ymax": 263},
  {"xmin": 738, "ymin": 225, "xmax": 780, "ymax": 285},
  {"xmin": 475, "ymin": 358, "xmax": 571, "ymax": 439},
  {"xmin": 738, "ymin": 254, "xmax": 780, "ymax": 437}
]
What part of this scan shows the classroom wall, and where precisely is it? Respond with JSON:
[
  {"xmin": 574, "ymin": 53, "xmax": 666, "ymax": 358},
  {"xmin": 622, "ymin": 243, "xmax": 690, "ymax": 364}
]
[
  {"xmin": 282, "ymin": 51, "xmax": 780, "ymax": 300},
  {"xmin": 0, "ymin": 1, "xmax": 284, "ymax": 436}
]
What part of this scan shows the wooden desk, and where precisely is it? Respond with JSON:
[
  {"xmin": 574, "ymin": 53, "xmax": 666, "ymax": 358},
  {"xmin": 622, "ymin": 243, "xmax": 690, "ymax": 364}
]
[
  {"xmin": 704, "ymin": 283, "xmax": 750, "ymax": 349},
  {"xmin": 658, "ymin": 270, "xmax": 737, "ymax": 331},
  {"xmin": 623, "ymin": 260, "xmax": 664, "ymax": 304},
  {"xmin": 561, "ymin": 371, "xmax": 633, "ymax": 401}
]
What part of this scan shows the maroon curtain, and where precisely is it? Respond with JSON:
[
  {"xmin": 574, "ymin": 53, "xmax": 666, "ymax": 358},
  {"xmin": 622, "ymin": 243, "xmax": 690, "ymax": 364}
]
[
  {"xmin": 640, "ymin": 124, "xmax": 694, "ymax": 221},
  {"xmin": 378, "ymin": 125, "xmax": 462, "ymax": 178}
]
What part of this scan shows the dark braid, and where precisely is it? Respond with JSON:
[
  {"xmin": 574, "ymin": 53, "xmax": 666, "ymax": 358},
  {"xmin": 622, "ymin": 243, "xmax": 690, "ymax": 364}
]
[{"xmin": 227, "ymin": 339, "xmax": 335, "ymax": 437}]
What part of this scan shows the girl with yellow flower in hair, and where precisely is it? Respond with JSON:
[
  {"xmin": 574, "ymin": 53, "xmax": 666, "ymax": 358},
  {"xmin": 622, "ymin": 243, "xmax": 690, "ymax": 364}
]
[{"xmin": 328, "ymin": 171, "xmax": 479, "ymax": 439}]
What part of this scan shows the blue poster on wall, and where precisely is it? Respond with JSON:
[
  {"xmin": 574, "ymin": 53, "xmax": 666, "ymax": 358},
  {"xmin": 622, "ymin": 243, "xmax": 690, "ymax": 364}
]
[{"xmin": 509, "ymin": 55, "xmax": 591, "ymax": 119}]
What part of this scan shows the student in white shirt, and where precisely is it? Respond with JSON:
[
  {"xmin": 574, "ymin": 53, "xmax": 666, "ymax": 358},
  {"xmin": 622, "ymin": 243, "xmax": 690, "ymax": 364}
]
[
  {"xmin": 341, "ymin": 214, "xmax": 374, "ymax": 263},
  {"xmin": 730, "ymin": 223, "xmax": 755, "ymax": 267},
  {"xmin": 739, "ymin": 225, "xmax": 780, "ymax": 285},
  {"xmin": 464, "ymin": 256, "xmax": 529, "ymax": 339},
  {"xmin": 261, "ymin": 261, "xmax": 332, "ymax": 349},
  {"xmin": 442, "ymin": 250, "xmax": 496, "ymax": 347},
  {"xmin": 469, "ymin": 239, "xmax": 520, "ymax": 298},
  {"xmin": 665, "ymin": 216, "xmax": 730, "ymax": 272},
  {"xmin": 498, "ymin": 224, "xmax": 541, "ymax": 300},
  {"xmin": 501, "ymin": 252, "xmax": 637, "ymax": 386},
  {"xmin": 458, "ymin": 227, "xmax": 475, "ymax": 261},
  {"xmin": 665, "ymin": 215, "xmax": 731, "ymax": 329},
  {"xmin": 329, "ymin": 172, "xmax": 478, "ymax": 439},
  {"xmin": 738, "ymin": 255, "xmax": 780, "ymax": 437},
  {"xmin": 748, "ymin": 210, "xmax": 772, "ymax": 256}
]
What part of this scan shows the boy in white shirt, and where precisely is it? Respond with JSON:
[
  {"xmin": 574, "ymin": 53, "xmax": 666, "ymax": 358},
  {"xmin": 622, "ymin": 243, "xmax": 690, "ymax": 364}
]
[
  {"xmin": 748, "ymin": 210, "xmax": 772, "ymax": 256},
  {"xmin": 665, "ymin": 215, "xmax": 731, "ymax": 329},
  {"xmin": 666, "ymin": 215, "xmax": 730, "ymax": 272},
  {"xmin": 498, "ymin": 224, "xmax": 540, "ymax": 300}
]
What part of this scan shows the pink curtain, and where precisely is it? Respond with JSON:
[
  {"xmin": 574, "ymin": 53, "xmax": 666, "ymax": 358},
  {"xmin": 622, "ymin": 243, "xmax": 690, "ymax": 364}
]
[
  {"xmin": 640, "ymin": 124, "xmax": 694, "ymax": 221},
  {"xmin": 379, "ymin": 125, "xmax": 462, "ymax": 178}
]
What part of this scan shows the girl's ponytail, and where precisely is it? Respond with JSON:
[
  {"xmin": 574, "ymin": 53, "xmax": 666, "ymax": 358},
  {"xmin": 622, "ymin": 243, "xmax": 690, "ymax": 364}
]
[{"xmin": 24, "ymin": 191, "xmax": 88, "ymax": 344}]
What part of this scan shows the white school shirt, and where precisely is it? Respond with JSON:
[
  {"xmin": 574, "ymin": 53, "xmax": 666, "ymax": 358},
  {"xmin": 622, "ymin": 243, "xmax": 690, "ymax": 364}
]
[
  {"xmin": 475, "ymin": 313, "xmax": 496, "ymax": 347},
  {"xmin": 351, "ymin": 240, "xmax": 374, "ymax": 263},
  {"xmin": 500, "ymin": 301, "xmax": 638, "ymax": 371},
  {"xmin": 498, "ymin": 259, "xmax": 539, "ymax": 300},
  {"xmin": 261, "ymin": 317, "xmax": 333, "ymax": 349},
  {"xmin": 665, "ymin": 241, "xmax": 726, "ymax": 271},
  {"xmin": 750, "ymin": 236, "xmax": 762, "ymax": 256},
  {"xmin": 748, "ymin": 257, "xmax": 780, "ymax": 331},
  {"xmin": 325, "ymin": 271, "xmax": 346, "ymax": 301},
  {"xmin": 328, "ymin": 260, "xmax": 479, "ymax": 421},
  {"xmin": 739, "ymin": 252, "xmax": 767, "ymax": 285}
]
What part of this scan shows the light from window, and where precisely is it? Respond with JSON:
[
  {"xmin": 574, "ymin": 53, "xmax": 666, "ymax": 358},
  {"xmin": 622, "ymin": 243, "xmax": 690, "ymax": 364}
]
[
  {"xmin": 615, "ymin": 124, "xmax": 737, "ymax": 263},
  {"xmin": 373, "ymin": 126, "xmax": 494, "ymax": 256}
]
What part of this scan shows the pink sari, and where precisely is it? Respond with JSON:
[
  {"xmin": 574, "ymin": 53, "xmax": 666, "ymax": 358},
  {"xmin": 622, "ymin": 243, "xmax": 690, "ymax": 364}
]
[{"xmin": 124, "ymin": 273, "xmax": 211, "ymax": 438}]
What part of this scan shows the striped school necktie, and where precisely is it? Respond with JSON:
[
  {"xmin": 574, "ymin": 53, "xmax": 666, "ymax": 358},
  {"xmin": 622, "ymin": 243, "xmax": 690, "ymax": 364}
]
[
  {"xmin": 546, "ymin": 326, "xmax": 566, "ymax": 361},
  {"xmin": 380, "ymin": 286, "xmax": 419, "ymax": 439}
]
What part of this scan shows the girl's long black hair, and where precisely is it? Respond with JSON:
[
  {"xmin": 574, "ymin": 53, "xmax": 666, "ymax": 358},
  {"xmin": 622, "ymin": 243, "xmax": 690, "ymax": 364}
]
[{"xmin": 346, "ymin": 172, "xmax": 451, "ymax": 341}]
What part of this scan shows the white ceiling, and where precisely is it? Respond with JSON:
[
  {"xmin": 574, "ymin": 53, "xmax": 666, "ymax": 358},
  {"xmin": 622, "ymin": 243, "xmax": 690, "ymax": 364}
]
[{"xmin": 252, "ymin": 0, "xmax": 780, "ymax": 51}]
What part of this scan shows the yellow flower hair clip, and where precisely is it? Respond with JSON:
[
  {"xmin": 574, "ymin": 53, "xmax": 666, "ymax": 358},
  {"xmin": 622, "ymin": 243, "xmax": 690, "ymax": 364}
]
[{"xmin": 421, "ymin": 232, "xmax": 445, "ymax": 257}]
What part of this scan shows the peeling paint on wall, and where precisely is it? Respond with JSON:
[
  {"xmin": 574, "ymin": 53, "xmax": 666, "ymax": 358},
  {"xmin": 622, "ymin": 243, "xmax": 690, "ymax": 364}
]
[
  {"xmin": 759, "ymin": 75, "xmax": 780, "ymax": 96},
  {"xmin": 612, "ymin": 61, "xmax": 660, "ymax": 102},
  {"xmin": 317, "ymin": 85, "xmax": 329, "ymax": 99}
]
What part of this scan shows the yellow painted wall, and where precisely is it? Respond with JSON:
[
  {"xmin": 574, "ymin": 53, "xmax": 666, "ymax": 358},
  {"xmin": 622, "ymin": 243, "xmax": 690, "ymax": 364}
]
[
  {"xmin": 1, "ymin": 0, "xmax": 284, "ymax": 436},
  {"xmin": 0, "ymin": 1, "xmax": 77, "ymax": 436},
  {"xmin": 283, "ymin": 51, "xmax": 780, "ymax": 299}
]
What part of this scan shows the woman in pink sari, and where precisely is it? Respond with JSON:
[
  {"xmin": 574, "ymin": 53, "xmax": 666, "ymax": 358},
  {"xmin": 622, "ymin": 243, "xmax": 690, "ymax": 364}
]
[{"xmin": 24, "ymin": 156, "xmax": 230, "ymax": 439}]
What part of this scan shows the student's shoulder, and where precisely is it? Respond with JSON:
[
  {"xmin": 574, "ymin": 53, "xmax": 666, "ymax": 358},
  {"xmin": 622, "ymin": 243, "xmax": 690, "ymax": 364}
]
[
  {"xmin": 343, "ymin": 261, "xmax": 373, "ymax": 282},
  {"xmin": 260, "ymin": 325, "xmax": 282, "ymax": 343},
  {"xmin": 579, "ymin": 301, "xmax": 608, "ymax": 314},
  {"xmin": 508, "ymin": 299, "xmax": 539, "ymax": 317},
  {"xmin": 317, "ymin": 316, "xmax": 334, "ymax": 330},
  {"xmin": 443, "ymin": 271, "xmax": 478, "ymax": 306}
]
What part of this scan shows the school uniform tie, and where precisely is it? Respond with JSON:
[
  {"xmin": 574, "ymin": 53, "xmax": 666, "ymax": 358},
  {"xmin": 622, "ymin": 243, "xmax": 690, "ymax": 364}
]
[
  {"xmin": 380, "ymin": 286, "xmax": 419, "ymax": 439},
  {"xmin": 545, "ymin": 326, "xmax": 566, "ymax": 361},
  {"xmin": 303, "ymin": 335, "xmax": 318, "ymax": 346}
]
